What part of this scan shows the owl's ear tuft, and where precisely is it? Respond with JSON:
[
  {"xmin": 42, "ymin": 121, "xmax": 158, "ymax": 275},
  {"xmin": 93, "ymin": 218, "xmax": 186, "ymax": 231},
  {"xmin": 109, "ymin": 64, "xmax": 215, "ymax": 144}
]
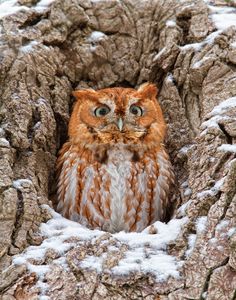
[
  {"xmin": 72, "ymin": 89, "xmax": 96, "ymax": 102},
  {"xmin": 137, "ymin": 83, "xmax": 158, "ymax": 99}
]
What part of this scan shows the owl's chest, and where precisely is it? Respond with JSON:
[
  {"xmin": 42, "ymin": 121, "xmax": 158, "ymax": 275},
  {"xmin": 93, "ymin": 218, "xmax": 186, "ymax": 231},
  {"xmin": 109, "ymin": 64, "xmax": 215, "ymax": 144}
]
[
  {"xmin": 92, "ymin": 146, "xmax": 147, "ymax": 231},
  {"xmin": 106, "ymin": 145, "xmax": 133, "ymax": 166},
  {"xmin": 80, "ymin": 146, "xmax": 140, "ymax": 197},
  {"xmin": 97, "ymin": 146, "xmax": 135, "ymax": 197},
  {"xmin": 59, "ymin": 145, "xmax": 163, "ymax": 232},
  {"xmin": 90, "ymin": 147, "xmax": 159, "ymax": 230},
  {"xmin": 101, "ymin": 146, "xmax": 134, "ymax": 194}
]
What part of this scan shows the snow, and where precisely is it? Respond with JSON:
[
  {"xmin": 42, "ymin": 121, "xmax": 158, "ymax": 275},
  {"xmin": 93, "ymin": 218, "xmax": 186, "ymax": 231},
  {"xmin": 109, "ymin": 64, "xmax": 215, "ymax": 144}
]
[
  {"xmin": 0, "ymin": 128, "xmax": 5, "ymax": 137},
  {"xmin": 196, "ymin": 216, "xmax": 207, "ymax": 234},
  {"xmin": 14, "ymin": 256, "xmax": 50, "ymax": 297},
  {"xmin": 0, "ymin": 137, "xmax": 10, "ymax": 147},
  {"xmin": 36, "ymin": 0, "xmax": 55, "ymax": 7},
  {"xmin": 13, "ymin": 205, "xmax": 188, "ymax": 295},
  {"xmin": 180, "ymin": 4, "xmax": 236, "ymax": 53},
  {"xmin": 218, "ymin": 144, "xmax": 236, "ymax": 153},
  {"xmin": 37, "ymin": 97, "xmax": 49, "ymax": 106},
  {"xmin": 216, "ymin": 220, "xmax": 229, "ymax": 231},
  {"xmin": 201, "ymin": 97, "xmax": 236, "ymax": 133},
  {"xmin": 153, "ymin": 47, "xmax": 167, "ymax": 61},
  {"xmin": 177, "ymin": 200, "xmax": 192, "ymax": 217},
  {"xmin": 176, "ymin": 184, "xmax": 192, "ymax": 217},
  {"xmin": 209, "ymin": 97, "xmax": 236, "ymax": 116},
  {"xmin": 228, "ymin": 227, "xmax": 236, "ymax": 237},
  {"xmin": 88, "ymin": 31, "xmax": 106, "ymax": 42},
  {"xmin": 0, "ymin": 0, "xmax": 29, "ymax": 19},
  {"xmin": 33, "ymin": 121, "xmax": 41, "ymax": 130},
  {"xmin": 28, "ymin": 264, "xmax": 50, "ymax": 278},
  {"xmin": 80, "ymin": 255, "xmax": 104, "ymax": 273},
  {"xmin": 184, "ymin": 188, "xmax": 192, "ymax": 197},
  {"xmin": 166, "ymin": 20, "xmax": 176, "ymax": 27},
  {"xmin": 0, "ymin": 0, "xmax": 56, "ymax": 18},
  {"xmin": 181, "ymin": 181, "xmax": 188, "ymax": 188},
  {"xmin": 178, "ymin": 144, "xmax": 194, "ymax": 155},
  {"xmin": 13, "ymin": 207, "xmax": 104, "ymax": 297},
  {"xmin": 39, "ymin": 296, "xmax": 50, "ymax": 300},
  {"xmin": 179, "ymin": 181, "xmax": 192, "ymax": 202},
  {"xmin": 194, "ymin": 4, "xmax": 236, "ymax": 70},
  {"xmin": 116, "ymin": 218, "xmax": 187, "ymax": 249},
  {"xmin": 77, "ymin": 217, "xmax": 187, "ymax": 281},
  {"xmin": 214, "ymin": 177, "xmax": 225, "ymax": 191},
  {"xmin": 197, "ymin": 177, "xmax": 225, "ymax": 199},
  {"xmin": 111, "ymin": 250, "xmax": 182, "ymax": 281},
  {"xmin": 192, "ymin": 56, "xmax": 212, "ymax": 69},
  {"xmin": 209, "ymin": 237, "xmax": 217, "ymax": 244},
  {"xmin": 185, "ymin": 234, "xmax": 196, "ymax": 257},
  {"xmin": 212, "ymin": 14, "xmax": 236, "ymax": 30},
  {"xmin": 201, "ymin": 115, "xmax": 230, "ymax": 131},
  {"xmin": 12, "ymin": 178, "xmax": 32, "ymax": 189},
  {"xmin": 205, "ymin": 30, "xmax": 223, "ymax": 43},
  {"xmin": 180, "ymin": 31, "xmax": 222, "ymax": 52},
  {"xmin": 166, "ymin": 73, "xmax": 174, "ymax": 83},
  {"xmin": 20, "ymin": 41, "xmax": 38, "ymax": 53},
  {"xmin": 210, "ymin": 5, "xmax": 236, "ymax": 31},
  {"xmin": 34, "ymin": 0, "xmax": 55, "ymax": 13},
  {"xmin": 181, "ymin": 42, "xmax": 203, "ymax": 51},
  {"xmin": 39, "ymin": 208, "xmax": 104, "ymax": 241},
  {"xmin": 206, "ymin": 4, "xmax": 236, "ymax": 31}
]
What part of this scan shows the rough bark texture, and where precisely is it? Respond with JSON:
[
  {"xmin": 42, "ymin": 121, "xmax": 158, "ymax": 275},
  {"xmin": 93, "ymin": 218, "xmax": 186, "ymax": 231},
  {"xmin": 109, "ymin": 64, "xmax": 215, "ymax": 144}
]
[{"xmin": 0, "ymin": 0, "xmax": 236, "ymax": 299}]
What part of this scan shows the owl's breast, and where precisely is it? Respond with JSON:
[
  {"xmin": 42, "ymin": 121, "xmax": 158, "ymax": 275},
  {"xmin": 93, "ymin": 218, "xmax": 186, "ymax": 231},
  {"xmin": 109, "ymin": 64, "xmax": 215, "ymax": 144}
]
[
  {"xmin": 101, "ymin": 146, "xmax": 135, "ymax": 232},
  {"xmin": 57, "ymin": 145, "xmax": 173, "ymax": 233},
  {"xmin": 106, "ymin": 145, "xmax": 133, "ymax": 165}
]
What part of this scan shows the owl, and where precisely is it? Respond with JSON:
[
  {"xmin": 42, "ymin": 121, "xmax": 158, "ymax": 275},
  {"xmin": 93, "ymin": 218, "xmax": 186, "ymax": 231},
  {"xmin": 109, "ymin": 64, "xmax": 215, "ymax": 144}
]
[{"xmin": 56, "ymin": 83, "xmax": 174, "ymax": 233}]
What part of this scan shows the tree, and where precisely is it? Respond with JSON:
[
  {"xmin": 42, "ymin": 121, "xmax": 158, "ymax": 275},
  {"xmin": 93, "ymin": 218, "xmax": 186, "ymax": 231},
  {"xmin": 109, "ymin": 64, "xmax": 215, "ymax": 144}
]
[{"xmin": 0, "ymin": 0, "xmax": 235, "ymax": 299}]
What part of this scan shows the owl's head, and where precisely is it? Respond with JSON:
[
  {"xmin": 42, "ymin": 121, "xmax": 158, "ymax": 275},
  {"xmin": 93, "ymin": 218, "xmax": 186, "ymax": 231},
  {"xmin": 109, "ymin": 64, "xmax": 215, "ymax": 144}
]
[{"xmin": 69, "ymin": 83, "xmax": 166, "ymax": 148}]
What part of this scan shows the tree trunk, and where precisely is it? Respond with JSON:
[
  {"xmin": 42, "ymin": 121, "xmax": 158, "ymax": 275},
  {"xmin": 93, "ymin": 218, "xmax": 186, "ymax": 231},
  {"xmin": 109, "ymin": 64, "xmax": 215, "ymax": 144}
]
[{"xmin": 0, "ymin": 0, "xmax": 235, "ymax": 299}]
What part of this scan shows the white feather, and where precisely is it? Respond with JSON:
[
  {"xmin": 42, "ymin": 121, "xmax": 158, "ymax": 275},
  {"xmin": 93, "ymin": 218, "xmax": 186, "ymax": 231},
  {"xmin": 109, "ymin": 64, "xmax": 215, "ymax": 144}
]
[{"xmin": 103, "ymin": 145, "xmax": 133, "ymax": 232}]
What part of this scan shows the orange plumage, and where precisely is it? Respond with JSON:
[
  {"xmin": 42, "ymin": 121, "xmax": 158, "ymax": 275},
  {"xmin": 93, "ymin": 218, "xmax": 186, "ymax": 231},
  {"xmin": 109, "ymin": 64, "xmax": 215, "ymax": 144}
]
[{"xmin": 56, "ymin": 83, "xmax": 174, "ymax": 232}]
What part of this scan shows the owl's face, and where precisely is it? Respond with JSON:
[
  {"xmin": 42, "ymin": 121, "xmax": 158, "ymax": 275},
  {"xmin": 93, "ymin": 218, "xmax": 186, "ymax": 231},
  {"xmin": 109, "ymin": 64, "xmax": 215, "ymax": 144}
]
[{"xmin": 69, "ymin": 83, "xmax": 166, "ymax": 148}]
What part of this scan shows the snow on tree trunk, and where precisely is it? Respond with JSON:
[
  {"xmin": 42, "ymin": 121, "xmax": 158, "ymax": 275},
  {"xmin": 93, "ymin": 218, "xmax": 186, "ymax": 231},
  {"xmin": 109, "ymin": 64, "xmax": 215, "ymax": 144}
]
[{"xmin": 0, "ymin": 0, "xmax": 236, "ymax": 299}]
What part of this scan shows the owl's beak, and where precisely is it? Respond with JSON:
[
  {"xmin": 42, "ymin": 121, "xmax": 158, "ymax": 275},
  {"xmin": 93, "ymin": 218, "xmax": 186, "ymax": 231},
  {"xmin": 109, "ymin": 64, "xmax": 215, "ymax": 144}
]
[{"xmin": 116, "ymin": 118, "xmax": 123, "ymax": 131}]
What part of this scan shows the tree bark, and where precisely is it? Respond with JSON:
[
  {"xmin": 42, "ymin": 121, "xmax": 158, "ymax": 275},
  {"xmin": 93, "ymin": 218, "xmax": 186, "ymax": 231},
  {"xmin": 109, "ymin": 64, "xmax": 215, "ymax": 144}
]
[{"xmin": 0, "ymin": 0, "xmax": 236, "ymax": 299}]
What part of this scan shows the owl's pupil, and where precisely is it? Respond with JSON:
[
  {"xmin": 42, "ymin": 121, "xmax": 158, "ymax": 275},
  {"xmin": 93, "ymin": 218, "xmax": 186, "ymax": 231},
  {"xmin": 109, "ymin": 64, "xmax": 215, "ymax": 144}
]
[
  {"xmin": 100, "ymin": 108, "xmax": 107, "ymax": 115},
  {"xmin": 132, "ymin": 107, "xmax": 138, "ymax": 115}
]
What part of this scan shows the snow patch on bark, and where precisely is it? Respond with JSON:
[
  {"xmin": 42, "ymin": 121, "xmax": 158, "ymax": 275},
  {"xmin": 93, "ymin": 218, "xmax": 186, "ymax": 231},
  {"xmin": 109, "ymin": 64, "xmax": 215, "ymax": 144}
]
[
  {"xmin": 209, "ymin": 5, "xmax": 236, "ymax": 30},
  {"xmin": 218, "ymin": 144, "xmax": 236, "ymax": 153},
  {"xmin": 13, "ymin": 205, "xmax": 188, "ymax": 296},
  {"xmin": 201, "ymin": 97, "xmax": 236, "ymax": 134}
]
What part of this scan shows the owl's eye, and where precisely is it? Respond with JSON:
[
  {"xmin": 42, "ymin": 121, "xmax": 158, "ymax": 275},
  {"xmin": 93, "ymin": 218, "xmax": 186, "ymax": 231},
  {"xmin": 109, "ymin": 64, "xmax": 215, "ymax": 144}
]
[
  {"xmin": 94, "ymin": 106, "xmax": 110, "ymax": 117},
  {"xmin": 130, "ymin": 105, "xmax": 143, "ymax": 116}
]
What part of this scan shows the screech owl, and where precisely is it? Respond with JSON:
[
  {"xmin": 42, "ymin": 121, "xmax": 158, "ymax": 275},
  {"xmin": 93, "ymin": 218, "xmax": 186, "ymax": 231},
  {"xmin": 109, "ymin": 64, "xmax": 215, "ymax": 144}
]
[{"xmin": 56, "ymin": 83, "xmax": 174, "ymax": 233}]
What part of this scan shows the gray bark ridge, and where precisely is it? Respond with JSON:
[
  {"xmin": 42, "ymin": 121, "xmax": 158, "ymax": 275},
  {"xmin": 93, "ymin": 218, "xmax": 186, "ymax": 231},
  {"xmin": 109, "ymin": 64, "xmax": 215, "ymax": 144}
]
[{"xmin": 0, "ymin": 0, "xmax": 236, "ymax": 299}]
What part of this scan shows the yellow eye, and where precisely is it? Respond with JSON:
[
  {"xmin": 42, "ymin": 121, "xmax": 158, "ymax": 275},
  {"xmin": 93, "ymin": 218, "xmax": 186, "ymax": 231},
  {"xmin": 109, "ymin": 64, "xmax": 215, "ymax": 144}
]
[
  {"xmin": 94, "ymin": 106, "xmax": 110, "ymax": 117},
  {"xmin": 130, "ymin": 105, "xmax": 143, "ymax": 116}
]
